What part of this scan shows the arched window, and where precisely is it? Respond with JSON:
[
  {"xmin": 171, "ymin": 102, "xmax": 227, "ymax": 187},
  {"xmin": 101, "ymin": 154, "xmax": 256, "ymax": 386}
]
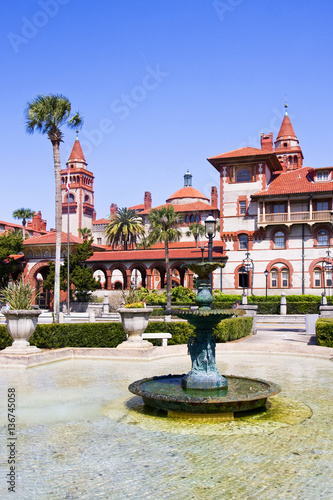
[
  {"xmin": 239, "ymin": 234, "xmax": 248, "ymax": 250},
  {"xmin": 185, "ymin": 215, "xmax": 190, "ymax": 223},
  {"xmin": 68, "ymin": 193, "xmax": 75, "ymax": 202},
  {"xmin": 274, "ymin": 231, "xmax": 285, "ymax": 249},
  {"xmin": 281, "ymin": 268, "xmax": 289, "ymax": 287},
  {"xmin": 283, "ymin": 142, "xmax": 288, "ymax": 148},
  {"xmin": 271, "ymin": 269, "xmax": 278, "ymax": 287},
  {"xmin": 190, "ymin": 214, "xmax": 195, "ymax": 223},
  {"xmin": 84, "ymin": 195, "xmax": 90, "ymax": 203},
  {"xmin": 236, "ymin": 169, "xmax": 251, "ymax": 182},
  {"xmin": 195, "ymin": 214, "xmax": 200, "ymax": 222},
  {"xmin": 238, "ymin": 267, "xmax": 249, "ymax": 288},
  {"xmin": 314, "ymin": 267, "xmax": 322, "ymax": 287},
  {"xmin": 288, "ymin": 156, "xmax": 292, "ymax": 164},
  {"xmin": 318, "ymin": 229, "xmax": 328, "ymax": 246},
  {"xmin": 293, "ymin": 155, "xmax": 298, "ymax": 164}
]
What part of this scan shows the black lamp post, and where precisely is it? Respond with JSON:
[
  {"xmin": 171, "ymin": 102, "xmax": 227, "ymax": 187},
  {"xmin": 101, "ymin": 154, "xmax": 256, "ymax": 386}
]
[
  {"xmin": 242, "ymin": 251, "xmax": 254, "ymax": 295},
  {"xmin": 264, "ymin": 269, "xmax": 269, "ymax": 301},
  {"xmin": 204, "ymin": 215, "xmax": 217, "ymax": 290},
  {"xmin": 323, "ymin": 249, "xmax": 333, "ymax": 296}
]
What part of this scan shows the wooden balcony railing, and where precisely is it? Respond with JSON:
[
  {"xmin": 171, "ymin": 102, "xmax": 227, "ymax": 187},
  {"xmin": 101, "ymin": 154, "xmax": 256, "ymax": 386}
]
[{"xmin": 258, "ymin": 211, "xmax": 332, "ymax": 226}]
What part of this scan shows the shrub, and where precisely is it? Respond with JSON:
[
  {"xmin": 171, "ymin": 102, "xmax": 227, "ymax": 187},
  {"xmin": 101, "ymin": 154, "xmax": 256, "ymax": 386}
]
[
  {"xmin": 316, "ymin": 318, "xmax": 333, "ymax": 348},
  {"xmin": 213, "ymin": 317, "xmax": 253, "ymax": 342},
  {"xmin": 0, "ymin": 317, "xmax": 253, "ymax": 349},
  {"xmin": 170, "ymin": 286, "xmax": 196, "ymax": 304}
]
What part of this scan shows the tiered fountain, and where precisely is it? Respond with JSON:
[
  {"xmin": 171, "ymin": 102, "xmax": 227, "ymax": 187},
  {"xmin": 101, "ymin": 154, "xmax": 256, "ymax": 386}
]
[{"xmin": 129, "ymin": 263, "xmax": 280, "ymax": 416}]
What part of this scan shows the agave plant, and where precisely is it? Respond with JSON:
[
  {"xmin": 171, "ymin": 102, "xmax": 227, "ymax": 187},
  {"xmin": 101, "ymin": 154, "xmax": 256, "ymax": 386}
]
[{"xmin": 0, "ymin": 281, "xmax": 36, "ymax": 310}]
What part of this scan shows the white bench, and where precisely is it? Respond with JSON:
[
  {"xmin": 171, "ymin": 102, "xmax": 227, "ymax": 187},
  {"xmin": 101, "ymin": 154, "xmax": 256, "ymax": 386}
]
[{"xmin": 142, "ymin": 333, "xmax": 172, "ymax": 346}]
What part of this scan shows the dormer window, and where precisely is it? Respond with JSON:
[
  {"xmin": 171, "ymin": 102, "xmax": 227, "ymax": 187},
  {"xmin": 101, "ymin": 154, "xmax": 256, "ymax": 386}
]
[{"xmin": 316, "ymin": 170, "xmax": 329, "ymax": 181}]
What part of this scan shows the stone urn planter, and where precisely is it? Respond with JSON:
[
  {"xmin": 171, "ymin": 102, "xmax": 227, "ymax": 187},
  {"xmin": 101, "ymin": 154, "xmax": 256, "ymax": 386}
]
[
  {"xmin": 3, "ymin": 309, "xmax": 42, "ymax": 353},
  {"xmin": 117, "ymin": 307, "xmax": 153, "ymax": 348}
]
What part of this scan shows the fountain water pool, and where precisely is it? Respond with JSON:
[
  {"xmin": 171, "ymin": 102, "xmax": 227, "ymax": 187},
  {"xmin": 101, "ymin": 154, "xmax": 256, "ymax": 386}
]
[
  {"xmin": 0, "ymin": 354, "xmax": 332, "ymax": 499},
  {"xmin": 129, "ymin": 265, "xmax": 280, "ymax": 416}
]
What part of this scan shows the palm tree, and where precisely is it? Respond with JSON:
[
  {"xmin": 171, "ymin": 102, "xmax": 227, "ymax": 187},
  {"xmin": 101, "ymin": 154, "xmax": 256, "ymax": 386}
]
[
  {"xmin": 78, "ymin": 227, "xmax": 92, "ymax": 241},
  {"xmin": 104, "ymin": 207, "xmax": 145, "ymax": 250},
  {"xmin": 186, "ymin": 222, "xmax": 205, "ymax": 247},
  {"xmin": 12, "ymin": 208, "xmax": 34, "ymax": 240},
  {"xmin": 147, "ymin": 206, "xmax": 182, "ymax": 312},
  {"xmin": 25, "ymin": 94, "xmax": 83, "ymax": 323}
]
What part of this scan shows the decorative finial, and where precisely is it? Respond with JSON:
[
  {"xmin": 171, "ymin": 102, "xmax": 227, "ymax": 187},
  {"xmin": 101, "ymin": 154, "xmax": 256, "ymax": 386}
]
[
  {"xmin": 284, "ymin": 97, "xmax": 288, "ymax": 116},
  {"xmin": 76, "ymin": 129, "xmax": 79, "ymax": 140}
]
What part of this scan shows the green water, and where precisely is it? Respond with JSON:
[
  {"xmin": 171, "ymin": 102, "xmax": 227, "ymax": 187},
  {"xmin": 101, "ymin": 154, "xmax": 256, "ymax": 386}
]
[{"xmin": 0, "ymin": 353, "xmax": 332, "ymax": 499}]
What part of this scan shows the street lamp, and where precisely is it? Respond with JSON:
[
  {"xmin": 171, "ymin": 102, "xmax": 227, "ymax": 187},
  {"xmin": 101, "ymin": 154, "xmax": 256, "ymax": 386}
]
[
  {"xmin": 242, "ymin": 251, "xmax": 254, "ymax": 295},
  {"xmin": 264, "ymin": 269, "xmax": 269, "ymax": 301},
  {"xmin": 204, "ymin": 215, "xmax": 217, "ymax": 290},
  {"xmin": 323, "ymin": 249, "xmax": 333, "ymax": 296}
]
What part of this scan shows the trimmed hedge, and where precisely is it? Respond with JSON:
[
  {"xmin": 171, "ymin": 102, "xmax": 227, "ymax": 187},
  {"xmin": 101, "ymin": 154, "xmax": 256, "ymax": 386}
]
[
  {"xmin": 0, "ymin": 316, "xmax": 253, "ymax": 350},
  {"xmin": 316, "ymin": 318, "xmax": 333, "ymax": 348}
]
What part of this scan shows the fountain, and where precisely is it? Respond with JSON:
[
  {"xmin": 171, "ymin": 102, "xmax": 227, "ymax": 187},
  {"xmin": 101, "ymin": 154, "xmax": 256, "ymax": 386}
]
[{"xmin": 129, "ymin": 262, "xmax": 280, "ymax": 416}]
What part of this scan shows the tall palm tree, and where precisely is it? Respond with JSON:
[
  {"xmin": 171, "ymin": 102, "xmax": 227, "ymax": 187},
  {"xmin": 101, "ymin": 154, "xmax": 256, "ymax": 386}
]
[
  {"xmin": 12, "ymin": 208, "xmax": 34, "ymax": 239},
  {"xmin": 78, "ymin": 227, "xmax": 92, "ymax": 241},
  {"xmin": 186, "ymin": 222, "xmax": 205, "ymax": 247},
  {"xmin": 104, "ymin": 207, "xmax": 145, "ymax": 250},
  {"xmin": 147, "ymin": 205, "xmax": 182, "ymax": 312},
  {"xmin": 25, "ymin": 94, "xmax": 83, "ymax": 323}
]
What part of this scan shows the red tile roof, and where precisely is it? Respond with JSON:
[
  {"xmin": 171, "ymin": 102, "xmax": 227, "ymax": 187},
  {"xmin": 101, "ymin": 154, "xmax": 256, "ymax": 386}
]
[
  {"xmin": 207, "ymin": 148, "xmax": 283, "ymax": 172},
  {"xmin": 140, "ymin": 201, "xmax": 217, "ymax": 215},
  {"xmin": 68, "ymin": 139, "xmax": 86, "ymax": 163},
  {"xmin": 166, "ymin": 186, "xmax": 209, "ymax": 203},
  {"xmin": 23, "ymin": 232, "xmax": 83, "ymax": 245},
  {"xmin": 209, "ymin": 147, "xmax": 264, "ymax": 159},
  {"xmin": 129, "ymin": 203, "xmax": 145, "ymax": 211},
  {"xmin": 252, "ymin": 167, "xmax": 333, "ymax": 197},
  {"xmin": 88, "ymin": 244, "xmax": 225, "ymax": 262},
  {"xmin": 93, "ymin": 218, "xmax": 109, "ymax": 225},
  {"xmin": 276, "ymin": 114, "xmax": 297, "ymax": 141}
]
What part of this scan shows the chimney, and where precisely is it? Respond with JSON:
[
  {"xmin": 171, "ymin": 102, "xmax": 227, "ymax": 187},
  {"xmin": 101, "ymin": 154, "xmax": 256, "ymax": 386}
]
[
  {"xmin": 211, "ymin": 186, "xmax": 218, "ymax": 209},
  {"xmin": 110, "ymin": 203, "xmax": 118, "ymax": 217},
  {"xmin": 26, "ymin": 211, "xmax": 47, "ymax": 231},
  {"xmin": 144, "ymin": 191, "xmax": 152, "ymax": 210},
  {"xmin": 261, "ymin": 132, "xmax": 273, "ymax": 152}
]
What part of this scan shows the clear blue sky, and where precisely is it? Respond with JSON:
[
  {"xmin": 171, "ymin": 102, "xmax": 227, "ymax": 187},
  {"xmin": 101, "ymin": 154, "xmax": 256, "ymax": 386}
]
[{"xmin": 1, "ymin": 0, "xmax": 333, "ymax": 228}]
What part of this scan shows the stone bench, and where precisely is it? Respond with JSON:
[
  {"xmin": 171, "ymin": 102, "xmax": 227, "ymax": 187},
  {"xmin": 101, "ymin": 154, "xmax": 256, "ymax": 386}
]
[{"xmin": 142, "ymin": 333, "xmax": 172, "ymax": 347}]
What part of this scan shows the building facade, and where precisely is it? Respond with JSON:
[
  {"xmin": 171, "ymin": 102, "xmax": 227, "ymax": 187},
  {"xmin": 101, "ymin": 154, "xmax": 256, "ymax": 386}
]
[{"xmin": 8, "ymin": 106, "xmax": 333, "ymax": 301}]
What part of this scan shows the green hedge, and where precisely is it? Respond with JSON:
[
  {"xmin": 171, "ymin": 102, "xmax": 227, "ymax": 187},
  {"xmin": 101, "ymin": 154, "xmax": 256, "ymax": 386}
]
[
  {"xmin": 0, "ymin": 317, "xmax": 253, "ymax": 350},
  {"xmin": 316, "ymin": 318, "xmax": 333, "ymax": 348}
]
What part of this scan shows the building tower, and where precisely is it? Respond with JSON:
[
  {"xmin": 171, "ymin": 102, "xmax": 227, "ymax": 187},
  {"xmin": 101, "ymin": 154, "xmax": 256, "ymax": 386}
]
[
  {"xmin": 61, "ymin": 136, "xmax": 95, "ymax": 237},
  {"xmin": 274, "ymin": 103, "xmax": 303, "ymax": 170}
]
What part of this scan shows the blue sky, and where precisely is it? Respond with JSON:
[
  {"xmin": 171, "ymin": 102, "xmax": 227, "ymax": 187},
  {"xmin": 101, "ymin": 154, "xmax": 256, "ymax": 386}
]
[{"xmin": 1, "ymin": 0, "xmax": 333, "ymax": 228}]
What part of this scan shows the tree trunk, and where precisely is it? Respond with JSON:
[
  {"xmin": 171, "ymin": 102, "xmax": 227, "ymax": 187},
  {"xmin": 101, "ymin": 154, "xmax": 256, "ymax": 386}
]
[
  {"xmin": 52, "ymin": 141, "xmax": 62, "ymax": 323},
  {"xmin": 165, "ymin": 239, "xmax": 171, "ymax": 311}
]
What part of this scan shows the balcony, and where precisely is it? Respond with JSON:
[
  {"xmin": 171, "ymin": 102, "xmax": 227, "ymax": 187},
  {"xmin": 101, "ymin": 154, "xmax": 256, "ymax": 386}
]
[{"xmin": 258, "ymin": 210, "xmax": 332, "ymax": 227}]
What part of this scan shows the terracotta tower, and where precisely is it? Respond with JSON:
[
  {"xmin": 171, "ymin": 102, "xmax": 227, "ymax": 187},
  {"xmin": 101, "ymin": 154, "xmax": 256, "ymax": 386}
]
[
  {"xmin": 274, "ymin": 103, "xmax": 303, "ymax": 170},
  {"xmin": 61, "ymin": 136, "xmax": 95, "ymax": 236}
]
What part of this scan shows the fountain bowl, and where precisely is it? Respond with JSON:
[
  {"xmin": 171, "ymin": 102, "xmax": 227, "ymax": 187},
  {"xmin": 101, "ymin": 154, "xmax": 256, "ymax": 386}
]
[{"xmin": 129, "ymin": 374, "xmax": 281, "ymax": 415}]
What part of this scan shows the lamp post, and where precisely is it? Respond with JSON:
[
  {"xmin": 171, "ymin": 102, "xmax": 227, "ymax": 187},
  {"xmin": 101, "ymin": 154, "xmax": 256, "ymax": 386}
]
[
  {"xmin": 264, "ymin": 269, "xmax": 269, "ymax": 301},
  {"xmin": 242, "ymin": 251, "xmax": 254, "ymax": 295},
  {"xmin": 323, "ymin": 249, "xmax": 333, "ymax": 297},
  {"xmin": 204, "ymin": 215, "xmax": 217, "ymax": 290}
]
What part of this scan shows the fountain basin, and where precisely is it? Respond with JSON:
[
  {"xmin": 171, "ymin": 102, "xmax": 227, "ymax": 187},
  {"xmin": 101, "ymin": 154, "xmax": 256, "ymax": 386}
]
[{"xmin": 129, "ymin": 374, "xmax": 281, "ymax": 415}]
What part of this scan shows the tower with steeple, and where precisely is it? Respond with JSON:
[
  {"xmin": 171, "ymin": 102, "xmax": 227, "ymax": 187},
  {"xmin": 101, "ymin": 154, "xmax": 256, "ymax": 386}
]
[
  {"xmin": 274, "ymin": 102, "xmax": 303, "ymax": 170},
  {"xmin": 61, "ymin": 135, "xmax": 95, "ymax": 237}
]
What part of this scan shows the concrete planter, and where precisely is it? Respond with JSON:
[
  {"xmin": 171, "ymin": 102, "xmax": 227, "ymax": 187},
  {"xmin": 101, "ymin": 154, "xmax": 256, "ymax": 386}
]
[
  {"xmin": 117, "ymin": 307, "xmax": 153, "ymax": 348},
  {"xmin": 3, "ymin": 309, "xmax": 42, "ymax": 353}
]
